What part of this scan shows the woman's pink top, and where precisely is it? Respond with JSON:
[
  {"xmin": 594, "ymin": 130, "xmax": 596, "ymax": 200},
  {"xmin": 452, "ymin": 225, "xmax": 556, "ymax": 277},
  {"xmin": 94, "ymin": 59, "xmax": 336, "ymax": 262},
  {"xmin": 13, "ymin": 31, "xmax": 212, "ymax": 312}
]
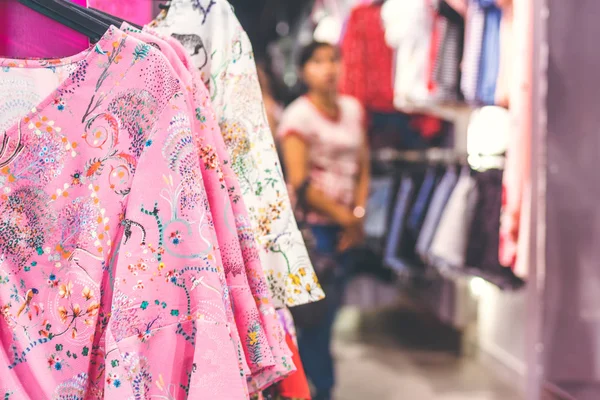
[
  {"xmin": 0, "ymin": 27, "xmax": 249, "ymax": 399},
  {"xmin": 278, "ymin": 95, "xmax": 366, "ymax": 226}
]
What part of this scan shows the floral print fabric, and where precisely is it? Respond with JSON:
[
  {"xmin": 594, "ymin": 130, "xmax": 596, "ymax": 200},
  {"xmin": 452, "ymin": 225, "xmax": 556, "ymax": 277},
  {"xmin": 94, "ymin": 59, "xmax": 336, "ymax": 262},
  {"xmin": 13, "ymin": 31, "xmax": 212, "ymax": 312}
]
[
  {"xmin": 121, "ymin": 24, "xmax": 257, "ymax": 383},
  {"xmin": 0, "ymin": 27, "xmax": 249, "ymax": 399},
  {"xmin": 153, "ymin": 0, "xmax": 325, "ymax": 308},
  {"xmin": 131, "ymin": 25, "xmax": 296, "ymax": 392}
]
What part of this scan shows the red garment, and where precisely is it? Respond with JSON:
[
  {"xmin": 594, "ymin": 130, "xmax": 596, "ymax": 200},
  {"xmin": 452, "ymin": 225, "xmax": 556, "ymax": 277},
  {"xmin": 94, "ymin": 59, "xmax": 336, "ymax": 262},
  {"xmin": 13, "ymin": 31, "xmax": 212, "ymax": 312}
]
[
  {"xmin": 410, "ymin": 114, "xmax": 444, "ymax": 140},
  {"xmin": 339, "ymin": 4, "xmax": 396, "ymax": 113},
  {"xmin": 277, "ymin": 333, "xmax": 312, "ymax": 399},
  {"xmin": 427, "ymin": 0, "xmax": 442, "ymax": 92}
]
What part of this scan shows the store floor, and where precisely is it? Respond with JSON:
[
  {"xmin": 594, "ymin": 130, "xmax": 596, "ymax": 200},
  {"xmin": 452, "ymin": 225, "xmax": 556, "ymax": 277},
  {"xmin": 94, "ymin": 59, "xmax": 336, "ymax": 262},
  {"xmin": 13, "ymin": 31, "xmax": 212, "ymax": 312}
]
[{"xmin": 330, "ymin": 306, "xmax": 523, "ymax": 400}]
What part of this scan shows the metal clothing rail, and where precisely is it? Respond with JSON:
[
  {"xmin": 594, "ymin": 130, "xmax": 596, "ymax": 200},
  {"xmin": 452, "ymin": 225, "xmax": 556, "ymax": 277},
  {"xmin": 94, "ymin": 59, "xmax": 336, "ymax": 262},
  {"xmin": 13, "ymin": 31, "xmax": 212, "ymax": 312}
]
[{"xmin": 373, "ymin": 148, "xmax": 505, "ymax": 170}]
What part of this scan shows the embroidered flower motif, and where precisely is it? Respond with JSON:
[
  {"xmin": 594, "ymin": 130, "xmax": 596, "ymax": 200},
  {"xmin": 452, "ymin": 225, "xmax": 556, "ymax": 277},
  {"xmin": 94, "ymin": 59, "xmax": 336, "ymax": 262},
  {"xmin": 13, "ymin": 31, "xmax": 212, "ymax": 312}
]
[
  {"xmin": 57, "ymin": 306, "xmax": 68, "ymax": 324},
  {"xmin": 58, "ymin": 282, "xmax": 73, "ymax": 299},
  {"xmin": 169, "ymin": 231, "xmax": 183, "ymax": 246},
  {"xmin": 81, "ymin": 286, "xmax": 93, "ymax": 300}
]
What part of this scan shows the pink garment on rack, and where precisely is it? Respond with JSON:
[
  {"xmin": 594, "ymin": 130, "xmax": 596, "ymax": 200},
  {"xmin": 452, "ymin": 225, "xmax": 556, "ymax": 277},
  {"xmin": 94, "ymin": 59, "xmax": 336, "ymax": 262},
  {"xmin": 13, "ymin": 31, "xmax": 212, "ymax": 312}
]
[
  {"xmin": 0, "ymin": 26, "xmax": 249, "ymax": 399},
  {"xmin": 0, "ymin": 0, "xmax": 88, "ymax": 59},
  {"xmin": 119, "ymin": 25, "xmax": 251, "ymax": 386},
  {"xmin": 88, "ymin": 0, "xmax": 152, "ymax": 25},
  {"xmin": 495, "ymin": 0, "xmax": 513, "ymax": 107},
  {"xmin": 158, "ymin": 32, "xmax": 295, "ymax": 393},
  {"xmin": 499, "ymin": 0, "xmax": 532, "ymax": 279}
]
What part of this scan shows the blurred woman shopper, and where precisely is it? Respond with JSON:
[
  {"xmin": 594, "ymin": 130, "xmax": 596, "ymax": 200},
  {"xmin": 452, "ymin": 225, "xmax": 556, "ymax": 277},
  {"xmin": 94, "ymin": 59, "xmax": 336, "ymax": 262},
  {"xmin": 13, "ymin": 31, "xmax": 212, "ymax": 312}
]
[{"xmin": 278, "ymin": 41, "xmax": 370, "ymax": 400}]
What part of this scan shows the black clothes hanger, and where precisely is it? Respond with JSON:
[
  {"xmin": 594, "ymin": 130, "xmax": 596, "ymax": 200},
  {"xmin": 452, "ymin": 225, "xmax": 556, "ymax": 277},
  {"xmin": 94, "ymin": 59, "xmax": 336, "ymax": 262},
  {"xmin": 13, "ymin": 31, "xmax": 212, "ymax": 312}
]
[
  {"xmin": 159, "ymin": 0, "xmax": 172, "ymax": 12},
  {"xmin": 86, "ymin": 7, "xmax": 124, "ymax": 26},
  {"xmin": 17, "ymin": 0, "xmax": 109, "ymax": 42}
]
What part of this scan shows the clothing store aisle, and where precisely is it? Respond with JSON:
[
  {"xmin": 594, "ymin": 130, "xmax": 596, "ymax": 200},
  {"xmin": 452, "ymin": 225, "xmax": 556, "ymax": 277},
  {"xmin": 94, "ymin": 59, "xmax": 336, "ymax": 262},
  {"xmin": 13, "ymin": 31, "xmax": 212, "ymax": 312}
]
[{"xmin": 331, "ymin": 306, "xmax": 523, "ymax": 400}]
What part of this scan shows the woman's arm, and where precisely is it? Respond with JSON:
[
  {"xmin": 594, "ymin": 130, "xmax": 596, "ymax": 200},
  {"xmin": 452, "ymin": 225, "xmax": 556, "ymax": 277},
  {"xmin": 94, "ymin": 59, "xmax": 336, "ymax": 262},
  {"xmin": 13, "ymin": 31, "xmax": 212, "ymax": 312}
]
[
  {"xmin": 282, "ymin": 135, "xmax": 358, "ymax": 227},
  {"xmin": 338, "ymin": 141, "xmax": 370, "ymax": 252},
  {"xmin": 354, "ymin": 144, "xmax": 371, "ymax": 212}
]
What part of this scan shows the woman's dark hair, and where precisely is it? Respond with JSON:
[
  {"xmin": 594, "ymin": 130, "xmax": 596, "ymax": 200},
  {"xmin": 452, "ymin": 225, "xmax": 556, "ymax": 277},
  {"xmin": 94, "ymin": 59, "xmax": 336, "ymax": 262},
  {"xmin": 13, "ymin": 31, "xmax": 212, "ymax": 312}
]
[{"xmin": 298, "ymin": 41, "xmax": 338, "ymax": 68}]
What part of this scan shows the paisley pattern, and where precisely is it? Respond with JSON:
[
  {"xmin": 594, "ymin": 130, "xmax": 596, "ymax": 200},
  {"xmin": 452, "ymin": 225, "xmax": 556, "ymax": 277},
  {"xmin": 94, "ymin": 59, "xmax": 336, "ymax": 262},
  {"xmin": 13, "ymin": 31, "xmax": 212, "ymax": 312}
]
[
  {"xmin": 0, "ymin": 28, "xmax": 249, "ymax": 399},
  {"xmin": 154, "ymin": 0, "xmax": 325, "ymax": 308}
]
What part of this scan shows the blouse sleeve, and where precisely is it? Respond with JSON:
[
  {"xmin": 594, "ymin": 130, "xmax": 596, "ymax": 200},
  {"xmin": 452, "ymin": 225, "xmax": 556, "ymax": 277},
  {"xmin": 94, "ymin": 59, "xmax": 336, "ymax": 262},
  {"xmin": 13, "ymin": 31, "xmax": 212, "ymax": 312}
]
[{"xmin": 103, "ymin": 93, "xmax": 248, "ymax": 399}]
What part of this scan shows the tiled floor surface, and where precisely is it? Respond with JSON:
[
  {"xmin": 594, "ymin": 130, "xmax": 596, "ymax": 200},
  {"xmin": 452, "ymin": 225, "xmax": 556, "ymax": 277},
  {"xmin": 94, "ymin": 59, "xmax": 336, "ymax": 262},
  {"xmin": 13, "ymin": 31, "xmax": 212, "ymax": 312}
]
[{"xmin": 330, "ymin": 308, "xmax": 523, "ymax": 400}]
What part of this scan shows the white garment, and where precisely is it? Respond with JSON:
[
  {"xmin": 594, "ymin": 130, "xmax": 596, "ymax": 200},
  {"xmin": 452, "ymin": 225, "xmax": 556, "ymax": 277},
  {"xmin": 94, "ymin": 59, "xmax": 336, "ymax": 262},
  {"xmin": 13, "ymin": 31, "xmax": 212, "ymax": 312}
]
[
  {"xmin": 430, "ymin": 172, "xmax": 479, "ymax": 268},
  {"xmin": 153, "ymin": 0, "xmax": 324, "ymax": 308},
  {"xmin": 381, "ymin": 0, "xmax": 433, "ymax": 110}
]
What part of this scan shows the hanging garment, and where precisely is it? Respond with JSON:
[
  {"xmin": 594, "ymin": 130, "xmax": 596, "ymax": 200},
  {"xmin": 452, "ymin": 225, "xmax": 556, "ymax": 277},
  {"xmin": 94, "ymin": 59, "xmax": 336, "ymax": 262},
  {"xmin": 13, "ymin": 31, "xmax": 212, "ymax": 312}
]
[
  {"xmin": 429, "ymin": 171, "xmax": 479, "ymax": 268},
  {"xmin": 465, "ymin": 168, "xmax": 523, "ymax": 287},
  {"xmin": 121, "ymin": 23, "xmax": 251, "ymax": 381},
  {"xmin": 466, "ymin": 169, "xmax": 504, "ymax": 272},
  {"xmin": 499, "ymin": 0, "xmax": 532, "ymax": 279},
  {"xmin": 125, "ymin": 25, "xmax": 295, "ymax": 392},
  {"xmin": 275, "ymin": 333, "xmax": 312, "ymax": 400},
  {"xmin": 476, "ymin": 0, "xmax": 502, "ymax": 105},
  {"xmin": 395, "ymin": 167, "xmax": 428, "ymax": 266},
  {"xmin": 416, "ymin": 166, "xmax": 459, "ymax": 261},
  {"xmin": 339, "ymin": 3, "xmax": 396, "ymax": 113},
  {"xmin": 432, "ymin": 0, "xmax": 465, "ymax": 102},
  {"xmin": 427, "ymin": 0, "xmax": 443, "ymax": 94},
  {"xmin": 153, "ymin": 0, "xmax": 325, "ymax": 308},
  {"xmin": 494, "ymin": 0, "xmax": 513, "ymax": 107},
  {"xmin": 382, "ymin": 0, "xmax": 433, "ymax": 110},
  {"xmin": 0, "ymin": 27, "xmax": 249, "ymax": 399},
  {"xmin": 277, "ymin": 96, "xmax": 366, "ymax": 226},
  {"xmin": 365, "ymin": 176, "xmax": 395, "ymax": 239},
  {"xmin": 384, "ymin": 175, "xmax": 415, "ymax": 272},
  {"xmin": 164, "ymin": 29, "xmax": 296, "ymax": 391},
  {"xmin": 461, "ymin": 0, "xmax": 485, "ymax": 103},
  {"xmin": 407, "ymin": 167, "xmax": 439, "ymax": 235}
]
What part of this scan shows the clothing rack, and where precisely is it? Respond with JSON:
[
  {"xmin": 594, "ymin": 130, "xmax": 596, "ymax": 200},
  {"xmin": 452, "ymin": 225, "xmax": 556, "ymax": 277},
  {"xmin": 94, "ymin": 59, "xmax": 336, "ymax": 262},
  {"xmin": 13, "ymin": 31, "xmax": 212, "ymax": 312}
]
[
  {"xmin": 375, "ymin": 148, "xmax": 468, "ymax": 165},
  {"xmin": 368, "ymin": 148, "xmax": 520, "ymax": 291},
  {"xmin": 375, "ymin": 148, "xmax": 504, "ymax": 168}
]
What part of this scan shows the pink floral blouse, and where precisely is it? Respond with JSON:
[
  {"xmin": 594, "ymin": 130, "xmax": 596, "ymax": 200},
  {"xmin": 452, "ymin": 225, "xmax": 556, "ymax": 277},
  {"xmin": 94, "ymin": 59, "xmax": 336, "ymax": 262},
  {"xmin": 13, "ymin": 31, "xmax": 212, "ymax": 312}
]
[
  {"xmin": 128, "ymin": 25, "xmax": 294, "ymax": 392},
  {"xmin": 0, "ymin": 27, "xmax": 257, "ymax": 399}
]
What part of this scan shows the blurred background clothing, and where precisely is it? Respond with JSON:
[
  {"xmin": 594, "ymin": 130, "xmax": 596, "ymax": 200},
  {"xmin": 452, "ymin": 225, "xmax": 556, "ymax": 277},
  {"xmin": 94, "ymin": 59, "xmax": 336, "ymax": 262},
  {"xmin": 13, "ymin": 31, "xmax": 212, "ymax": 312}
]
[{"xmin": 5, "ymin": 0, "xmax": 589, "ymax": 398}]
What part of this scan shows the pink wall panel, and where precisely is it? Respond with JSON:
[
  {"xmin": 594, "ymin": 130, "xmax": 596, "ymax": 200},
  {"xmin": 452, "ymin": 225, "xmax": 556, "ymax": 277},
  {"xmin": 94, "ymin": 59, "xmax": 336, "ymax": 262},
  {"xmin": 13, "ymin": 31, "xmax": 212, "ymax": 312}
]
[
  {"xmin": 88, "ymin": 0, "xmax": 153, "ymax": 26},
  {"xmin": 0, "ymin": 0, "xmax": 90, "ymax": 59}
]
